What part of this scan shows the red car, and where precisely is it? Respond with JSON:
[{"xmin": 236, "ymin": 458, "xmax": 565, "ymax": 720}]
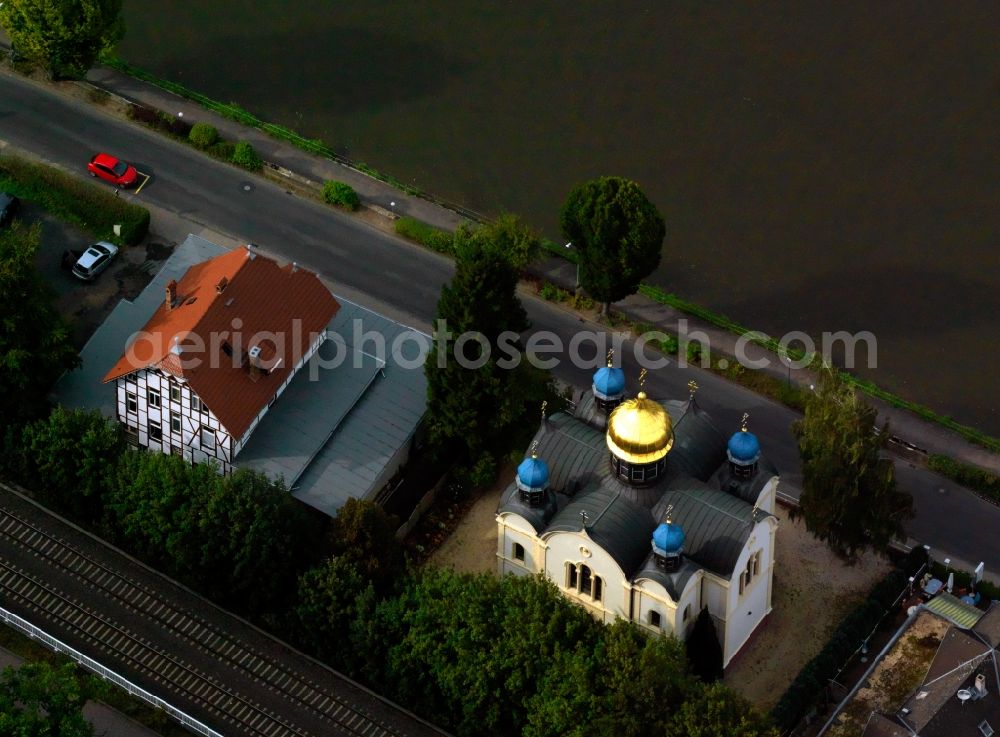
[{"xmin": 87, "ymin": 153, "xmax": 138, "ymax": 187}]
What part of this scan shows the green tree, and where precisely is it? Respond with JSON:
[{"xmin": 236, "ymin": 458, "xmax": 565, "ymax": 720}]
[
  {"xmin": 362, "ymin": 570, "xmax": 601, "ymax": 736},
  {"xmin": 454, "ymin": 213, "xmax": 542, "ymax": 270},
  {"xmin": 103, "ymin": 451, "xmax": 220, "ymax": 572},
  {"xmin": 293, "ymin": 557, "xmax": 374, "ymax": 673},
  {"xmin": 327, "ymin": 498, "xmax": 404, "ymax": 593},
  {"xmin": 523, "ymin": 644, "xmax": 600, "ymax": 737},
  {"xmin": 667, "ymin": 681, "xmax": 778, "ymax": 737},
  {"xmin": 793, "ymin": 368, "xmax": 914, "ymax": 560},
  {"xmin": 559, "ymin": 176, "xmax": 665, "ymax": 316},
  {"xmin": 686, "ymin": 606, "xmax": 724, "ymax": 682},
  {"xmin": 199, "ymin": 469, "xmax": 324, "ymax": 611},
  {"xmin": 0, "ymin": 222, "xmax": 79, "ymax": 429},
  {"xmin": 105, "ymin": 454, "xmax": 322, "ymax": 612},
  {"xmin": 0, "ymin": 0, "xmax": 124, "ymax": 79},
  {"xmin": 424, "ymin": 236, "xmax": 529, "ymax": 460},
  {"xmin": 0, "ymin": 661, "xmax": 93, "ymax": 737},
  {"xmin": 595, "ymin": 620, "xmax": 692, "ymax": 736},
  {"xmin": 19, "ymin": 407, "xmax": 125, "ymax": 524}
]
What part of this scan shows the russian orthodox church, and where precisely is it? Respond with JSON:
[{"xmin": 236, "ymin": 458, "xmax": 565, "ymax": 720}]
[{"xmin": 496, "ymin": 361, "xmax": 780, "ymax": 667}]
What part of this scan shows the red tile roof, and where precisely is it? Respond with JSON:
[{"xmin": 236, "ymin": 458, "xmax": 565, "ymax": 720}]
[{"xmin": 104, "ymin": 246, "xmax": 339, "ymax": 439}]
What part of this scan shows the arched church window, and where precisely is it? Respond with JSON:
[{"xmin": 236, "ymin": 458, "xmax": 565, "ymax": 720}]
[{"xmin": 513, "ymin": 542, "xmax": 525, "ymax": 562}]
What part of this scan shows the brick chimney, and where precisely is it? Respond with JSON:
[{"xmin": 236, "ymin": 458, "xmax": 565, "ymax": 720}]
[
  {"xmin": 165, "ymin": 280, "xmax": 177, "ymax": 310},
  {"xmin": 216, "ymin": 276, "xmax": 229, "ymax": 294}
]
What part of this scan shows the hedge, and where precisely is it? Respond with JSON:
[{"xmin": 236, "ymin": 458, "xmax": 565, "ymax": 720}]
[
  {"xmin": 0, "ymin": 155, "xmax": 149, "ymax": 245},
  {"xmin": 928, "ymin": 455, "xmax": 1000, "ymax": 503},
  {"xmin": 769, "ymin": 546, "xmax": 928, "ymax": 732},
  {"xmin": 394, "ymin": 216, "xmax": 454, "ymax": 254}
]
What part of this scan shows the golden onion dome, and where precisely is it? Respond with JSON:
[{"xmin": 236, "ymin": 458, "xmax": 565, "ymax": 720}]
[{"xmin": 606, "ymin": 391, "xmax": 674, "ymax": 464}]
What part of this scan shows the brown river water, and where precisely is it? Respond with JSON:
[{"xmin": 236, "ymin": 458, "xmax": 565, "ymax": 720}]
[{"xmin": 120, "ymin": 2, "xmax": 1000, "ymax": 433}]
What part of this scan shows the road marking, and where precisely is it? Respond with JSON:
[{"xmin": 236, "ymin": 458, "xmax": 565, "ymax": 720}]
[{"xmin": 134, "ymin": 172, "xmax": 151, "ymax": 194}]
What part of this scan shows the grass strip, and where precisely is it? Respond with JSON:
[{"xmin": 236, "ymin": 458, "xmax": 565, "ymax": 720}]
[{"xmin": 0, "ymin": 154, "xmax": 149, "ymax": 245}]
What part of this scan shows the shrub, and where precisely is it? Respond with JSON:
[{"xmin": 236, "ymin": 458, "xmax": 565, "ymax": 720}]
[
  {"xmin": 165, "ymin": 114, "xmax": 192, "ymax": 138},
  {"xmin": 231, "ymin": 141, "xmax": 263, "ymax": 171},
  {"xmin": 322, "ymin": 180, "xmax": 361, "ymax": 211},
  {"xmin": 208, "ymin": 140, "xmax": 236, "ymax": 161},
  {"xmin": 127, "ymin": 104, "xmax": 161, "ymax": 127},
  {"xmin": 0, "ymin": 154, "xmax": 149, "ymax": 245},
  {"xmin": 188, "ymin": 122, "xmax": 219, "ymax": 149},
  {"xmin": 394, "ymin": 216, "xmax": 454, "ymax": 254}
]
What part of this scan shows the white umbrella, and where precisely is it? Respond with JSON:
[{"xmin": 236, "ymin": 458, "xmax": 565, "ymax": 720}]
[{"xmin": 947, "ymin": 572, "xmax": 955, "ymax": 593}]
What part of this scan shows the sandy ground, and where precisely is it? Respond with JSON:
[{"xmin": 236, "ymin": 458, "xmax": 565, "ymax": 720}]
[
  {"xmin": 723, "ymin": 507, "xmax": 893, "ymax": 709},
  {"xmin": 427, "ymin": 477, "xmax": 892, "ymax": 711},
  {"xmin": 426, "ymin": 463, "xmax": 512, "ymax": 575}
]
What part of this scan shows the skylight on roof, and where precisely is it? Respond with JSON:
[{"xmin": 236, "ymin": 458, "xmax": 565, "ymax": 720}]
[{"xmin": 981, "ymin": 720, "xmax": 994, "ymax": 737}]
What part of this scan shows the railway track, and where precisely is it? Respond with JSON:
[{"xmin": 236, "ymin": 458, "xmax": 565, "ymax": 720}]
[{"xmin": 0, "ymin": 502, "xmax": 413, "ymax": 737}]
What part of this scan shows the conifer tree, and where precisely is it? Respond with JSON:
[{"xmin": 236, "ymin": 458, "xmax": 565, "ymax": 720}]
[
  {"xmin": 424, "ymin": 237, "xmax": 529, "ymax": 459},
  {"xmin": 686, "ymin": 607, "xmax": 724, "ymax": 683}
]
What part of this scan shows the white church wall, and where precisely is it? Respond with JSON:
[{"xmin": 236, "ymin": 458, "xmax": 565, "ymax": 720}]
[
  {"xmin": 632, "ymin": 582, "xmax": 678, "ymax": 636},
  {"xmin": 544, "ymin": 530, "xmax": 627, "ymax": 624},
  {"xmin": 496, "ymin": 513, "xmax": 542, "ymax": 577},
  {"xmin": 672, "ymin": 573, "xmax": 704, "ymax": 636},
  {"xmin": 754, "ymin": 475, "xmax": 780, "ymax": 515},
  {"xmin": 722, "ymin": 518, "xmax": 776, "ymax": 666}
]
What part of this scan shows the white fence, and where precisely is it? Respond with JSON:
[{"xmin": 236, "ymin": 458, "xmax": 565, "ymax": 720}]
[{"xmin": 0, "ymin": 604, "xmax": 224, "ymax": 737}]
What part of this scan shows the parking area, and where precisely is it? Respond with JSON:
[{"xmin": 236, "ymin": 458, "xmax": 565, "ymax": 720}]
[{"xmin": 19, "ymin": 201, "xmax": 172, "ymax": 349}]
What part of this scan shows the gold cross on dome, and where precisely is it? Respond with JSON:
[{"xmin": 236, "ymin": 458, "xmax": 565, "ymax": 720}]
[
  {"xmin": 638, "ymin": 368, "xmax": 648, "ymax": 388},
  {"xmin": 688, "ymin": 379, "xmax": 698, "ymax": 398},
  {"xmin": 541, "ymin": 400, "xmax": 548, "ymax": 421},
  {"xmin": 741, "ymin": 412, "xmax": 750, "ymax": 432},
  {"xmin": 606, "ymin": 348, "xmax": 615, "ymax": 367},
  {"xmin": 530, "ymin": 440, "xmax": 539, "ymax": 458},
  {"xmin": 663, "ymin": 503, "xmax": 674, "ymax": 524}
]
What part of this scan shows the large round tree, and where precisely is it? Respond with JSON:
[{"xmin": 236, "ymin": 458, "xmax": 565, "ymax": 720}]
[
  {"xmin": 0, "ymin": 0, "xmax": 124, "ymax": 79},
  {"xmin": 559, "ymin": 176, "xmax": 665, "ymax": 316}
]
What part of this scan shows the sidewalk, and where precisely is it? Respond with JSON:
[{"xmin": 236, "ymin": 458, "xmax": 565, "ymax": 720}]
[
  {"xmin": 18, "ymin": 54, "xmax": 1000, "ymax": 476},
  {"xmin": 0, "ymin": 646, "xmax": 164, "ymax": 737}
]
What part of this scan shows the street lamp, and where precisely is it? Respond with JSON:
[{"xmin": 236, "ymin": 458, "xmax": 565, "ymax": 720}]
[{"xmin": 564, "ymin": 242, "xmax": 580, "ymax": 296}]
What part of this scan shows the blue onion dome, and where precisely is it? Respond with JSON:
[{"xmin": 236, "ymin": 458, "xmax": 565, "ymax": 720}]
[
  {"xmin": 652, "ymin": 521, "xmax": 685, "ymax": 554},
  {"xmin": 593, "ymin": 364, "xmax": 626, "ymax": 399},
  {"xmin": 517, "ymin": 454, "xmax": 550, "ymax": 490},
  {"xmin": 728, "ymin": 428, "xmax": 761, "ymax": 464}
]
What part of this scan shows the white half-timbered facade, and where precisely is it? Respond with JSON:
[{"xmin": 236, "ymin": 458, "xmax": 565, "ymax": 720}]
[{"xmin": 104, "ymin": 244, "xmax": 339, "ymax": 474}]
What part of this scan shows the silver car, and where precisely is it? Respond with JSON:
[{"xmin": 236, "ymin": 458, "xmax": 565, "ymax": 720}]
[{"xmin": 72, "ymin": 241, "xmax": 120, "ymax": 281}]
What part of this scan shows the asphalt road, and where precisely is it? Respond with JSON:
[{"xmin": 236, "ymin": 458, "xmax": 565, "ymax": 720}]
[{"xmin": 2, "ymin": 70, "xmax": 998, "ymax": 574}]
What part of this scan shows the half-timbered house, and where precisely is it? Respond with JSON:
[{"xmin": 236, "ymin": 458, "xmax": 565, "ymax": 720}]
[{"xmin": 103, "ymin": 244, "xmax": 339, "ymax": 473}]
